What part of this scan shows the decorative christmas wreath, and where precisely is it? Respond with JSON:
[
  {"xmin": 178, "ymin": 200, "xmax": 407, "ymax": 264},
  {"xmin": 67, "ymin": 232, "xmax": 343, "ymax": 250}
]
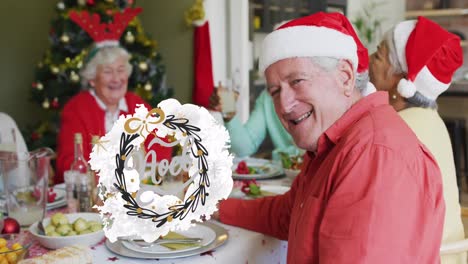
[{"xmin": 89, "ymin": 99, "xmax": 233, "ymax": 242}]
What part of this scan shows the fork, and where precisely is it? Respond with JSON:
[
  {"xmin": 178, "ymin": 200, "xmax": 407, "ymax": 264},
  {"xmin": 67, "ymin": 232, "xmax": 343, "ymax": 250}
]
[{"xmin": 123, "ymin": 237, "xmax": 203, "ymax": 249}]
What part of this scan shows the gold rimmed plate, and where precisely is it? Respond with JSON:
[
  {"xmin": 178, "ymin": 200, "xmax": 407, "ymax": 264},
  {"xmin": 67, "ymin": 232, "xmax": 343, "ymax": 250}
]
[{"xmin": 105, "ymin": 221, "xmax": 228, "ymax": 259}]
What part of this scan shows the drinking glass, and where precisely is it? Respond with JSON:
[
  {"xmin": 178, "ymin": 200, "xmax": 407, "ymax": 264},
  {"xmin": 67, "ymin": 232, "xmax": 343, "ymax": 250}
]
[{"xmin": 0, "ymin": 148, "xmax": 53, "ymax": 226}]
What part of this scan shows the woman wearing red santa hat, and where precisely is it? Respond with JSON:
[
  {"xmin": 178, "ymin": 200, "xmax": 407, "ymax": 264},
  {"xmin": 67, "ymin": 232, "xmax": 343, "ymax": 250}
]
[
  {"xmin": 370, "ymin": 17, "xmax": 464, "ymax": 264},
  {"xmin": 56, "ymin": 8, "xmax": 171, "ymax": 184},
  {"xmin": 217, "ymin": 12, "xmax": 445, "ymax": 263}
]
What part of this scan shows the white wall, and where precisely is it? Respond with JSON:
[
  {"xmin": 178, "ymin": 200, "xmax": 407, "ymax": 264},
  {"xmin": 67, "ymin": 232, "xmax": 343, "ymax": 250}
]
[
  {"xmin": 227, "ymin": 0, "xmax": 250, "ymax": 122},
  {"xmin": 205, "ymin": 0, "xmax": 228, "ymax": 87}
]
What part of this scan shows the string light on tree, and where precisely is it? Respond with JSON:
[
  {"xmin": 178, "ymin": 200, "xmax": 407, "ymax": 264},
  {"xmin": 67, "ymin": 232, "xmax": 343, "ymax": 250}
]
[{"xmin": 77, "ymin": 0, "xmax": 86, "ymax": 6}]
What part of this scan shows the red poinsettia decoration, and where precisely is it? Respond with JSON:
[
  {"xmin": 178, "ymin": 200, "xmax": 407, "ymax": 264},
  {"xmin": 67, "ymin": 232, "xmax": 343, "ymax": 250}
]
[
  {"xmin": 235, "ymin": 160, "xmax": 249, "ymax": 174},
  {"xmin": 240, "ymin": 180, "xmax": 261, "ymax": 196}
]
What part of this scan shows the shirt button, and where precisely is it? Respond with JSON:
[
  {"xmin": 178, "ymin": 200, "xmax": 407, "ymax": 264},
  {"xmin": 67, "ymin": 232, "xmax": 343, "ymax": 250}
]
[{"xmin": 300, "ymin": 202, "xmax": 304, "ymax": 208}]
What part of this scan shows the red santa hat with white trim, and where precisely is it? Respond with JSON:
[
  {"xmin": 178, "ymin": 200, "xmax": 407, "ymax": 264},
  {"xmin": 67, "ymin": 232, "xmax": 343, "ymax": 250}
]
[
  {"xmin": 259, "ymin": 12, "xmax": 376, "ymax": 96},
  {"xmin": 394, "ymin": 16, "xmax": 463, "ymax": 100}
]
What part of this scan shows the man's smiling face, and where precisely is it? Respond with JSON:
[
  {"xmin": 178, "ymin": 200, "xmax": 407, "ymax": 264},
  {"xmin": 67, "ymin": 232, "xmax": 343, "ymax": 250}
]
[{"xmin": 265, "ymin": 57, "xmax": 355, "ymax": 152}]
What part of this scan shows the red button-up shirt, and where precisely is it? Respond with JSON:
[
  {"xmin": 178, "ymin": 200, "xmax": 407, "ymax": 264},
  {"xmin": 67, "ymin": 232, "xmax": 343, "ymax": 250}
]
[{"xmin": 220, "ymin": 92, "xmax": 444, "ymax": 263}]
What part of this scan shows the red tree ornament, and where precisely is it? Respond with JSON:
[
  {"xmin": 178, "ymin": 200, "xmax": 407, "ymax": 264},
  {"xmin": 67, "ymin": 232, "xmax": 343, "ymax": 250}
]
[
  {"xmin": 2, "ymin": 218, "xmax": 20, "ymax": 234},
  {"xmin": 51, "ymin": 97, "xmax": 59, "ymax": 109}
]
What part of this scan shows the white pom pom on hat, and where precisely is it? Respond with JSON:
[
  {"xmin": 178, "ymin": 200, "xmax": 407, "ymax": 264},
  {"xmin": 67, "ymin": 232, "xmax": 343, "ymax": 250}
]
[
  {"xmin": 393, "ymin": 17, "xmax": 463, "ymax": 100},
  {"xmin": 397, "ymin": 79, "xmax": 417, "ymax": 98}
]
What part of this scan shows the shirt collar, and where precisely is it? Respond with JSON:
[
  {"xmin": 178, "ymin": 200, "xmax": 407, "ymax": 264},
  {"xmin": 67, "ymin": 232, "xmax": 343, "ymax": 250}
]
[
  {"xmin": 89, "ymin": 89, "xmax": 128, "ymax": 113},
  {"xmin": 313, "ymin": 91, "xmax": 389, "ymax": 156}
]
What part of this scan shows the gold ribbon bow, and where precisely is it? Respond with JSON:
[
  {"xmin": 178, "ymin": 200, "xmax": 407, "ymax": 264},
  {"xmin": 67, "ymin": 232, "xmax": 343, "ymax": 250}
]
[
  {"xmin": 124, "ymin": 108, "xmax": 165, "ymax": 135},
  {"xmin": 185, "ymin": 0, "xmax": 205, "ymax": 27}
]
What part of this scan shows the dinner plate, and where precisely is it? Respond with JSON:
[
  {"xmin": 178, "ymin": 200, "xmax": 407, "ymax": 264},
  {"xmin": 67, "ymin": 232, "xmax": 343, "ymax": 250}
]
[
  {"xmin": 121, "ymin": 223, "xmax": 216, "ymax": 254},
  {"xmin": 46, "ymin": 188, "xmax": 67, "ymax": 210},
  {"xmin": 106, "ymin": 221, "xmax": 228, "ymax": 259},
  {"xmin": 230, "ymin": 184, "xmax": 290, "ymax": 199},
  {"xmin": 232, "ymin": 158, "xmax": 284, "ymax": 180},
  {"xmin": 0, "ymin": 187, "xmax": 67, "ymax": 212}
]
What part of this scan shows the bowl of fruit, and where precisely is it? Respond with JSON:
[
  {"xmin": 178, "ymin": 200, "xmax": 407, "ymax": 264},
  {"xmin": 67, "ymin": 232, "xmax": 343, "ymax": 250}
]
[
  {"xmin": 29, "ymin": 212, "xmax": 104, "ymax": 249},
  {"xmin": 0, "ymin": 233, "xmax": 31, "ymax": 263}
]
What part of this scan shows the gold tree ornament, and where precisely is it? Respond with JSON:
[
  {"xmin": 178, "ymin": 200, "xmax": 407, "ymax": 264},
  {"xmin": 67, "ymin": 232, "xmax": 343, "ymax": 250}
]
[
  {"xmin": 185, "ymin": 0, "xmax": 205, "ymax": 27},
  {"xmin": 36, "ymin": 82, "xmax": 44, "ymax": 90},
  {"xmin": 57, "ymin": 2, "xmax": 65, "ymax": 11},
  {"xmin": 138, "ymin": 62, "xmax": 148, "ymax": 72},
  {"xmin": 125, "ymin": 31, "xmax": 135, "ymax": 44},
  {"xmin": 144, "ymin": 82, "xmax": 152, "ymax": 91},
  {"xmin": 60, "ymin": 34, "xmax": 70, "ymax": 44},
  {"xmin": 70, "ymin": 71, "xmax": 80, "ymax": 83},
  {"xmin": 42, "ymin": 99, "xmax": 50, "ymax": 109},
  {"xmin": 50, "ymin": 66, "xmax": 60, "ymax": 75}
]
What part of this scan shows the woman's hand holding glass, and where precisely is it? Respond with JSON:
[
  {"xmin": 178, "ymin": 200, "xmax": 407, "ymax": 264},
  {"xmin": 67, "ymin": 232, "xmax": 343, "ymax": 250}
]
[{"xmin": 209, "ymin": 83, "xmax": 239, "ymax": 122}]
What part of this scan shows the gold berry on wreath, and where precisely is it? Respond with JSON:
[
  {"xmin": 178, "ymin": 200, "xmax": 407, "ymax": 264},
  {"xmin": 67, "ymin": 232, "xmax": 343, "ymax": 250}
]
[
  {"xmin": 138, "ymin": 62, "xmax": 148, "ymax": 72},
  {"xmin": 36, "ymin": 82, "xmax": 44, "ymax": 90}
]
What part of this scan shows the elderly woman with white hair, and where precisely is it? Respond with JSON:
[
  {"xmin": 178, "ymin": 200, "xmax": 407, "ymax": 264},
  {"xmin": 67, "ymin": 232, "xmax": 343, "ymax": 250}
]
[
  {"xmin": 369, "ymin": 17, "xmax": 465, "ymax": 264},
  {"xmin": 56, "ymin": 45, "xmax": 171, "ymax": 184}
]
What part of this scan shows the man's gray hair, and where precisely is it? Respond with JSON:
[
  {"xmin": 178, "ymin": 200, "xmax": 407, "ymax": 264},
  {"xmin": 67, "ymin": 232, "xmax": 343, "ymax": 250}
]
[
  {"xmin": 80, "ymin": 46, "xmax": 133, "ymax": 88},
  {"xmin": 309, "ymin": 57, "xmax": 369, "ymax": 95},
  {"xmin": 383, "ymin": 28, "xmax": 437, "ymax": 109}
]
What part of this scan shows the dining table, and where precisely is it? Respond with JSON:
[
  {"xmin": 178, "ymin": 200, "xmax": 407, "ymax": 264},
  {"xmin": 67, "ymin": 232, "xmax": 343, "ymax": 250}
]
[{"xmin": 22, "ymin": 174, "xmax": 292, "ymax": 263}]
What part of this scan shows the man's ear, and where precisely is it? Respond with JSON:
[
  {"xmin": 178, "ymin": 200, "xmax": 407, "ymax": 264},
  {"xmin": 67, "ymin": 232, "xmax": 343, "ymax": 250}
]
[
  {"xmin": 337, "ymin": 59, "xmax": 355, "ymax": 97},
  {"xmin": 89, "ymin": 80, "xmax": 95, "ymax": 87}
]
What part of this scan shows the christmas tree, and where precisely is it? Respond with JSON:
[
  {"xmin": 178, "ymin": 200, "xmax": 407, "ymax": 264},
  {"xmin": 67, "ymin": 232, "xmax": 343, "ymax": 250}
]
[{"xmin": 27, "ymin": 0, "xmax": 173, "ymax": 151}]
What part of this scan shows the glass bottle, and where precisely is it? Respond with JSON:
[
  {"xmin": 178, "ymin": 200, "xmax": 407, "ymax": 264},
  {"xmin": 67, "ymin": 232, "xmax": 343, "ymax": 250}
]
[
  {"xmin": 71, "ymin": 133, "xmax": 88, "ymax": 174},
  {"xmin": 70, "ymin": 133, "xmax": 92, "ymax": 212}
]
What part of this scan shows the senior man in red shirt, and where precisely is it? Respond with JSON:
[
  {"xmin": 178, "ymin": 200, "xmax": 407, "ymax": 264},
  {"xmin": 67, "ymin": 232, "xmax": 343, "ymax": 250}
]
[{"xmin": 218, "ymin": 12, "xmax": 445, "ymax": 263}]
